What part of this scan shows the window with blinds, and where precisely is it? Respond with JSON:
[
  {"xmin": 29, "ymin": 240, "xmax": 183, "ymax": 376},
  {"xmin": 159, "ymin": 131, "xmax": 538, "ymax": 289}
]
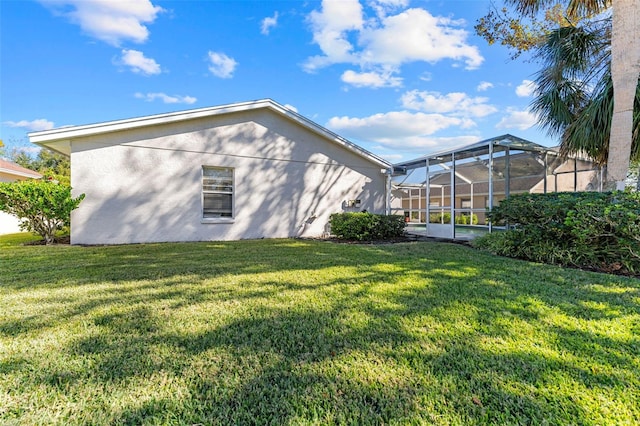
[{"xmin": 202, "ymin": 166, "xmax": 233, "ymax": 219}]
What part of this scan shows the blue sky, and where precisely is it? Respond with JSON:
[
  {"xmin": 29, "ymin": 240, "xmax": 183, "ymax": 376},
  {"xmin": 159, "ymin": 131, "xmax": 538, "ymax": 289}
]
[{"xmin": 0, "ymin": 0, "xmax": 551, "ymax": 163}]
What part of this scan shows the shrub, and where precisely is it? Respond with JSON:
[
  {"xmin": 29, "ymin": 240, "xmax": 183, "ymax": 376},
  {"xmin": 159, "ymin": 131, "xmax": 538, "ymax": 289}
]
[
  {"xmin": 455, "ymin": 213, "xmax": 478, "ymax": 225},
  {"xmin": 473, "ymin": 191, "xmax": 640, "ymax": 276},
  {"xmin": 329, "ymin": 212, "xmax": 405, "ymax": 241},
  {"xmin": 429, "ymin": 212, "xmax": 451, "ymax": 224},
  {"xmin": 0, "ymin": 180, "xmax": 85, "ymax": 244}
]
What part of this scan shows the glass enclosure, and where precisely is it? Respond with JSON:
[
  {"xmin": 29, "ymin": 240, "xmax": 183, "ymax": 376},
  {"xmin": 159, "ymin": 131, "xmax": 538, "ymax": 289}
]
[{"xmin": 391, "ymin": 135, "xmax": 602, "ymax": 240}]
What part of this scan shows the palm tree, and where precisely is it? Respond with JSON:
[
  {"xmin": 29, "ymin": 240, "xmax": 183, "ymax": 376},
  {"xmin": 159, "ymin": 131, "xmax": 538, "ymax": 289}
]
[
  {"xmin": 510, "ymin": 0, "xmax": 639, "ymax": 189},
  {"xmin": 609, "ymin": 0, "xmax": 640, "ymax": 189},
  {"xmin": 530, "ymin": 20, "xmax": 639, "ymax": 171}
]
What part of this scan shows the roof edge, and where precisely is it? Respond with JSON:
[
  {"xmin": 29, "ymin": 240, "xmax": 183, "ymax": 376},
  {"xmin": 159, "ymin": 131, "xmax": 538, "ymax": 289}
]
[
  {"xmin": 0, "ymin": 159, "xmax": 42, "ymax": 179},
  {"xmin": 29, "ymin": 99, "xmax": 391, "ymax": 169}
]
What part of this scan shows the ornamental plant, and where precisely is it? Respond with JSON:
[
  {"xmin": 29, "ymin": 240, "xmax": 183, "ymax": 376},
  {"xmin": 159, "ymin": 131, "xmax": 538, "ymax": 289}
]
[
  {"xmin": 0, "ymin": 179, "xmax": 85, "ymax": 244},
  {"xmin": 329, "ymin": 212, "xmax": 405, "ymax": 241},
  {"xmin": 473, "ymin": 191, "xmax": 640, "ymax": 276}
]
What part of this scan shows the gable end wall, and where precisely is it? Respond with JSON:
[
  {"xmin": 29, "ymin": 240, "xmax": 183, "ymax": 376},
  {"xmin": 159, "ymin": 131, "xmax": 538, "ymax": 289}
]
[{"xmin": 70, "ymin": 109, "xmax": 387, "ymax": 244}]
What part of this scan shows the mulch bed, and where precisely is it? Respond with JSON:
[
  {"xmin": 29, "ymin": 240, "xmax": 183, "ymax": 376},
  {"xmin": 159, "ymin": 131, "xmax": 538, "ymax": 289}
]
[{"xmin": 23, "ymin": 235, "xmax": 71, "ymax": 245}]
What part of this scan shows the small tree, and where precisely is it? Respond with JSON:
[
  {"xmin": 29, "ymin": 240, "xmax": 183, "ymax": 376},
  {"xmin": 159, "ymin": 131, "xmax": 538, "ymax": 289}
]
[{"xmin": 0, "ymin": 180, "xmax": 85, "ymax": 244}]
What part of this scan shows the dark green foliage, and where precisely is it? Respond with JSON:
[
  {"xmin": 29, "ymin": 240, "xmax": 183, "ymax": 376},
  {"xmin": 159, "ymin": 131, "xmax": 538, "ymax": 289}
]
[
  {"xmin": 329, "ymin": 212, "xmax": 405, "ymax": 241},
  {"xmin": 474, "ymin": 191, "xmax": 640, "ymax": 275},
  {"xmin": 0, "ymin": 180, "xmax": 85, "ymax": 244}
]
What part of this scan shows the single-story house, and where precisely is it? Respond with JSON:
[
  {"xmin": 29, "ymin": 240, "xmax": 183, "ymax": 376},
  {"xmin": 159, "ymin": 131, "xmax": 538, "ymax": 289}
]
[
  {"xmin": 30, "ymin": 99, "xmax": 393, "ymax": 245},
  {"xmin": 0, "ymin": 158, "xmax": 42, "ymax": 235}
]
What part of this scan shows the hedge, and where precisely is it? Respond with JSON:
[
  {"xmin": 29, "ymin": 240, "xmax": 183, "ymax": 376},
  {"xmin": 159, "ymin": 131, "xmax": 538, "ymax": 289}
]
[
  {"xmin": 329, "ymin": 212, "xmax": 406, "ymax": 241},
  {"xmin": 473, "ymin": 191, "xmax": 640, "ymax": 276}
]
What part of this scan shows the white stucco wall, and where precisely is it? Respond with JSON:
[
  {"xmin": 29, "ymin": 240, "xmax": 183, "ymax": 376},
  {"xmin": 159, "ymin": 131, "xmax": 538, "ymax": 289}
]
[
  {"xmin": 70, "ymin": 109, "xmax": 387, "ymax": 244},
  {"xmin": 0, "ymin": 211, "xmax": 23, "ymax": 235},
  {"xmin": 0, "ymin": 171, "xmax": 28, "ymax": 235}
]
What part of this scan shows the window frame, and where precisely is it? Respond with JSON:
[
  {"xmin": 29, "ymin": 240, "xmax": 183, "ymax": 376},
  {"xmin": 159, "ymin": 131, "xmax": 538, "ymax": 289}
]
[{"xmin": 201, "ymin": 166, "xmax": 235, "ymax": 223}]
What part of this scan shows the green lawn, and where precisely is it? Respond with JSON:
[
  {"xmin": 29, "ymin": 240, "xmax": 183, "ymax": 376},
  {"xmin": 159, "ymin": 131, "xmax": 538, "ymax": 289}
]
[{"xmin": 1, "ymin": 233, "xmax": 639, "ymax": 425}]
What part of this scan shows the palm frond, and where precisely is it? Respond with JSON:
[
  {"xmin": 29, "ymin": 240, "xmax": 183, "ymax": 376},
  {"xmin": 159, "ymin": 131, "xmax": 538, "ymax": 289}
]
[
  {"xmin": 561, "ymin": 72, "xmax": 640, "ymax": 165},
  {"xmin": 508, "ymin": 0, "xmax": 611, "ymax": 18},
  {"xmin": 531, "ymin": 24, "xmax": 609, "ymax": 137},
  {"xmin": 561, "ymin": 74, "xmax": 613, "ymax": 164}
]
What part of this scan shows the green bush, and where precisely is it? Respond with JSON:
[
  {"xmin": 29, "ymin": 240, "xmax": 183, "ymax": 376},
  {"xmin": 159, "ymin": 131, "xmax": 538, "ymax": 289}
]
[
  {"xmin": 0, "ymin": 180, "xmax": 85, "ymax": 244},
  {"xmin": 473, "ymin": 191, "xmax": 640, "ymax": 276},
  {"xmin": 329, "ymin": 212, "xmax": 406, "ymax": 241},
  {"xmin": 429, "ymin": 212, "xmax": 451, "ymax": 224},
  {"xmin": 455, "ymin": 213, "xmax": 479, "ymax": 225}
]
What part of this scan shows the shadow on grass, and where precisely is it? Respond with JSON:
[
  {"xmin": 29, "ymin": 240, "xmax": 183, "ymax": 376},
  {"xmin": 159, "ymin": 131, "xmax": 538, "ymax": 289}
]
[{"xmin": 2, "ymin": 239, "xmax": 640, "ymax": 424}]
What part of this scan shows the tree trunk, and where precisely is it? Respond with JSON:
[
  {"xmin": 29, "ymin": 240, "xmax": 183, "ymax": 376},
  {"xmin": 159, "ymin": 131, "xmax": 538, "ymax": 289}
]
[{"xmin": 607, "ymin": 0, "xmax": 640, "ymax": 190}]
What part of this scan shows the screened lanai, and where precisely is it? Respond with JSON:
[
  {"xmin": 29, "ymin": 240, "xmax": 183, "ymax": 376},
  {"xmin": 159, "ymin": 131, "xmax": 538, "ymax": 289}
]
[{"xmin": 391, "ymin": 134, "xmax": 603, "ymax": 240}]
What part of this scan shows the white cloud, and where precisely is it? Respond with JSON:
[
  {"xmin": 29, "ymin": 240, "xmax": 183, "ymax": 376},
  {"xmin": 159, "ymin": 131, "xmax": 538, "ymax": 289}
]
[
  {"xmin": 477, "ymin": 81, "xmax": 494, "ymax": 91},
  {"xmin": 304, "ymin": 2, "xmax": 483, "ymax": 79},
  {"xmin": 395, "ymin": 135, "xmax": 481, "ymax": 151},
  {"xmin": 379, "ymin": 152, "xmax": 404, "ymax": 161},
  {"xmin": 40, "ymin": 0, "xmax": 164, "ymax": 46},
  {"xmin": 359, "ymin": 9, "xmax": 483, "ymax": 69},
  {"xmin": 370, "ymin": 0, "xmax": 409, "ymax": 18},
  {"xmin": 12, "ymin": 146, "xmax": 43, "ymax": 155},
  {"xmin": 516, "ymin": 79, "xmax": 537, "ymax": 97},
  {"xmin": 261, "ymin": 12, "xmax": 278, "ymax": 35},
  {"xmin": 120, "ymin": 49, "xmax": 161, "ymax": 75},
  {"xmin": 4, "ymin": 119, "xmax": 55, "ymax": 131},
  {"xmin": 327, "ymin": 110, "xmax": 477, "ymax": 152},
  {"xmin": 341, "ymin": 69, "xmax": 402, "ymax": 88},
  {"xmin": 134, "ymin": 92, "xmax": 197, "ymax": 104},
  {"xmin": 283, "ymin": 104, "xmax": 298, "ymax": 113},
  {"xmin": 401, "ymin": 90, "xmax": 497, "ymax": 118},
  {"xmin": 207, "ymin": 51, "xmax": 238, "ymax": 78},
  {"xmin": 496, "ymin": 108, "xmax": 538, "ymax": 130},
  {"xmin": 305, "ymin": 0, "xmax": 364, "ymax": 71}
]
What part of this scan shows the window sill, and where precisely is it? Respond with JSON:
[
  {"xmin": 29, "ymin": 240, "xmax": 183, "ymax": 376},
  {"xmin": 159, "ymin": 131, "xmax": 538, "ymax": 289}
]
[{"xmin": 201, "ymin": 218, "xmax": 235, "ymax": 224}]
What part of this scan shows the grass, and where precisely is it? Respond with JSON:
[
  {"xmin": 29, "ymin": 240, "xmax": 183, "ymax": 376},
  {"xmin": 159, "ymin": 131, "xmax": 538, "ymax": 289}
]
[{"xmin": 1, "ymin": 233, "xmax": 639, "ymax": 425}]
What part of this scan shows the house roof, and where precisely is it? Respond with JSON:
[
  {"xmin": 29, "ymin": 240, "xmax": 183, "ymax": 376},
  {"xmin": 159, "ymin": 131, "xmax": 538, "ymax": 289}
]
[
  {"xmin": 29, "ymin": 99, "xmax": 392, "ymax": 170},
  {"xmin": 0, "ymin": 158, "xmax": 42, "ymax": 179}
]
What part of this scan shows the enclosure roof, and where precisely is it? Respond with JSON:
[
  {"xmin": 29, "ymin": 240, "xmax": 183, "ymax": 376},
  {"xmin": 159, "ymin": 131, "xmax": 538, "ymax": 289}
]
[
  {"xmin": 394, "ymin": 134, "xmax": 552, "ymax": 171},
  {"xmin": 29, "ymin": 99, "xmax": 392, "ymax": 170}
]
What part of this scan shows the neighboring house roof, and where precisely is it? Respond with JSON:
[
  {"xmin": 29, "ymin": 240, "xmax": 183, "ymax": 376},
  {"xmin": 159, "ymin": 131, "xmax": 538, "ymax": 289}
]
[
  {"xmin": 29, "ymin": 99, "xmax": 392, "ymax": 170},
  {"xmin": 0, "ymin": 158, "xmax": 42, "ymax": 180}
]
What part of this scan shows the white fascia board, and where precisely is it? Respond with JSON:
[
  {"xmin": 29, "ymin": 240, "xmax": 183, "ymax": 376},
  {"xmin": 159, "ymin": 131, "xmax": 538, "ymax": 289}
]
[
  {"xmin": 29, "ymin": 99, "xmax": 392, "ymax": 170},
  {"xmin": 29, "ymin": 100, "xmax": 275, "ymax": 144}
]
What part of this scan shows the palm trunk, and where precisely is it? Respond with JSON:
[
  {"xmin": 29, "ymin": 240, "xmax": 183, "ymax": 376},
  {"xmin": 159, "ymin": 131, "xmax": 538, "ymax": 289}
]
[{"xmin": 607, "ymin": 0, "xmax": 640, "ymax": 190}]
